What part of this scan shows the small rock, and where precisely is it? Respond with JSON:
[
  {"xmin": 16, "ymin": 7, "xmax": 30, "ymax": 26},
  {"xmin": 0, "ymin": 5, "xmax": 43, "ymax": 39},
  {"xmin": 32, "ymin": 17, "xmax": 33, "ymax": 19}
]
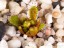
[
  {"xmin": 48, "ymin": 37, "xmax": 55, "ymax": 44},
  {"xmin": 52, "ymin": 5, "xmax": 62, "ymax": 18},
  {"xmin": 0, "ymin": 39, "xmax": 8, "ymax": 48},
  {"xmin": 6, "ymin": 26, "xmax": 16, "ymax": 37},
  {"xmin": 8, "ymin": 37, "xmax": 21, "ymax": 48},
  {"xmin": 45, "ymin": 13, "xmax": 53, "ymax": 24},
  {"xmin": 57, "ymin": 42, "xmax": 64, "ymax": 48},
  {"xmin": 45, "ymin": 28, "xmax": 51, "ymax": 36},
  {"xmin": 0, "ymin": 0, "xmax": 7, "ymax": 11},
  {"xmin": 56, "ymin": 29, "xmax": 64, "ymax": 37},
  {"xmin": 9, "ymin": 1, "xmax": 23, "ymax": 15},
  {"xmin": 35, "ymin": 38, "xmax": 44, "ymax": 47},
  {"xmin": 51, "ymin": 29, "xmax": 55, "ymax": 35},
  {"xmin": 27, "ymin": 0, "xmax": 37, "ymax": 9},
  {"xmin": 54, "ymin": 23, "xmax": 64, "ymax": 29},
  {"xmin": 1, "ymin": 9, "xmax": 9, "ymax": 14},
  {"xmin": 37, "ymin": 32, "xmax": 43, "ymax": 37},
  {"xmin": 22, "ymin": 0, "xmax": 30, "ymax": 4},
  {"xmin": 23, "ymin": 34, "xmax": 27, "ymax": 39},
  {"xmin": 60, "ymin": 1, "xmax": 64, "ymax": 7}
]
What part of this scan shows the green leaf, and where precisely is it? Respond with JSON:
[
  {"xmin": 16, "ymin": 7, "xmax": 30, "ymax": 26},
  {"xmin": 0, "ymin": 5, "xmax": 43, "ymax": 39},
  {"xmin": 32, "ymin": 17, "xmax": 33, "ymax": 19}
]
[
  {"xmin": 23, "ymin": 27, "xmax": 28, "ymax": 33},
  {"xmin": 39, "ymin": 23, "xmax": 45, "ymax": 30},
  {"xmin": 30, "ymin": 20, "xmax": 35, "ymax": 25},
  {"xmin": 29, "ymin": 26, "xmax": 38, "ymax": 36},
  {"xmin": 9, "ymin": 15, "xmax": 20, "ymax": 27},
  {"xmin": 29, "ymin": 6, "xmax": 38, "ymax": 20},
  {"xmin": 23, "ymin": 21, "xmax": 31, "ymax": 28}
]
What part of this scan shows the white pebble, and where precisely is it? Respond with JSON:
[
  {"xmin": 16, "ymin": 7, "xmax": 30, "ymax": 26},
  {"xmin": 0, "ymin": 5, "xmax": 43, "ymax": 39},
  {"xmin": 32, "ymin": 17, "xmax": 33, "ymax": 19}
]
[
  {"xmin": 8, "ymin": 37, "xmax": 21, "ymax": 48},
  {"xmin": 37, "ymin": 32, "xmax": 43, "ymax": 37},
  {"xmin": 40, "ymin": 0, "xmax": 52, "ymax": 4},
  {"xmin": 2, "ymin": 15, "xmax": 8, "ymax": 23},
  {"xmin": 57, "ymin": 42, "xmax": 64, "ymax": 48},
  {"xmin": 0, "ymin": 39, "xmax": 8, "ymax": 48},
  {"xmin": 35, "ymin": 38, "xmax": 44, "ymax": 47},
  {"xmin": 56, "ymin": 29, "xmax": 64, "ymax": 37},
  {"xmin": 6, "ymin": 26, "xmax": 16, "ymax": 37},
  {"xmin": 19, "ymin": 37, "xmax": 24, "ymax": 42},
  {"xmin": 21, "ymin": 2, "xmax": 26, "ymax": 8},
  {"xmin": 44, "ymin": 40, "xmax": 51, "ymax": 45},
  {"xmin": 51, "ymin": 29, "xmax": 55, "ymax": 35},
  {"xmin": 39, "ymin": 44, "xmax": 53, "ymax": 48},
  {"xmin": 38, "ymin": 9, "xmax": 44, "ymax": 17},
  {"xmin": 0, "ymin": 0, "xmax": 7, "ymax": 11},
  {"xmin": 39, "ymin": 46, "xmax": 45, "ymax": 48},
  {"xmin": 56, "ymin": 15, "xmax": 64, "ymax": 24},
  {"xmin": 2, "ymin": 35, "xmax": 10, "ymax": 40},
  {"xmin": 45, "ymin": 13, "xmax": 53, "ymax": 24},
  {"xmin": 41, "ymin": 3, "xmax": 52, "ymax": 9},
  {"xmin": 25, "ymin": 42, "xmax": 37, "ymax": 48},
  {"xmin": 48, "ymin": 37, "xmax": 55, "ymax": 44},
  {"xmin": 54, "ymin": 23, "xmax": 64, "ymax": 29},
  {"xmin": 51, "ymin": 0, "xmax": 58, "ymax": 2},
  {"xmin": 27, "ymin": 1, "xmax": 37, "ymax": 9},
  {"xmin": 22, "ymin": 0, "xmax": 30, "ymax": 4},
  {"xmin": 61, "ymin": 1, "xmax": 64, "ymax": 7},
  {"xmin": 52, "ymin": 5, "xmax": 62, "ymax": 18},
  {"xmin": 45, "ymin": 44, "xmax": 53, "ymax": 48},
  {"xmin": 1, "ymin": 9, "xmax": 9, "ymax": 14},
  {"xmin": 9, "ymin": 1, "xmax": 23, "ymax": 15},
  {"xmin": 22, "ymin": 40, "xmax": 29, "ymax": 48},
  {"xmin": 56, "ymin": 37, "xmax": 62, "ymax": 42},
  {"xmin": 22, "ymin": 40, "xmax": 37, "ymax": 48},
  {"xmin": 23, "ymin": 34, "xmax": 27, "ymax": 39},
  {"xmin": 27, "ymin": 37, "xmax": 34, "ymax": 42}
]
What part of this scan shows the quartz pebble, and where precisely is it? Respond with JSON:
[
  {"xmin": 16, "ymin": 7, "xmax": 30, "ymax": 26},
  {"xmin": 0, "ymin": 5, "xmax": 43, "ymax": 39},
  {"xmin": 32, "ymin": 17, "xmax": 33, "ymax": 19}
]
[
  {"xmin": 9, "ymin": 1, "xmax": 23, "ymax": 15},
  {"xmin": 6, "ymin": 26, "xmax": 16, "ymax": 37},
  {"xmin": 56, "ymin": 29, "xmax": 64, "ymax": 37},
  {"xmin": 35, "ymin": 38, "xmax": 44, "ymax": 47},
  {"xmin": 0, "ymin": 0, "xmax": 7, "ymax": 11},
  {"xmin": 1, "ymin": 9, "xmax": 9, "ymax": 14},
  {"xmin": 21, "ymin": 2, "xmax": 26, "ymax": 8},
  {"xmin": 57, "ymin": 42, "xmax": 64, "ymax": 48},
  {"xmin": 52, "ymin": 5, "xmax": 62, "ymax": 18},
  {"xmin": 24, "ymin": 42, "xmax": 37, "ymax": 48},
  {"xmin": 8, "ymin": 37, "xmax": 21, "ymax": 48},
  {"xmin": 40, "ymin": 0, "xmax": 52, "ymax": 4},
  {"xmin": 45, "ymin": 13, "xmax": 53, "ymax": 24},
  {"xmin": 41, "ymin": 3, "xmax": 52, "ymax": 9},
  {"xmin": 48, "ymin": 37, "xmax": 55, "ymax": 44},
  {"xmin": 45, "ymin": 28, "xmax": 52, "ymax": 36},
  {"xmin": 27, "ymin": 37, "xmax": 34, "ymax": 42},
  {"xmin": 27, "ymin": 0, "xmax": 37, "ymax": 9},
  {"xmin": 0, "ymin": 39, "xmax": 8, "ymax": 48},
  {"xmin": 23, "ymin": 34, "xmax": 27, "ymax": 39},
  {"xmin": 39, "ymin": 44, "xmax": 53, "ymax": 48},
  {"xmin": 54, "ymin": 23, "xmax": 64, "ymax": 29},
  {"xmin": 60, "ymin": 1, "xmax": 64, "ymax": 7},
  {"xmin": 2, "ymin": 35, "xmax": 10, "ymax": 40},
  {"xmin": 22, "ymin": 0, "xmax": 30, "ymax": 4},
  {"xmin": 38, "ymin": 9, "xmax": 44, "ymax": 17},
  {"xmin": 37, "ymin": 32, "xmax": 43, "ymax": 37},
  {"xmin": 51, "ymin": 29, "xmax": 55, "ymax": 35},
  {"xmin": 22, "ymin": 40, "xmax": 37, "ymax": 48}
]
